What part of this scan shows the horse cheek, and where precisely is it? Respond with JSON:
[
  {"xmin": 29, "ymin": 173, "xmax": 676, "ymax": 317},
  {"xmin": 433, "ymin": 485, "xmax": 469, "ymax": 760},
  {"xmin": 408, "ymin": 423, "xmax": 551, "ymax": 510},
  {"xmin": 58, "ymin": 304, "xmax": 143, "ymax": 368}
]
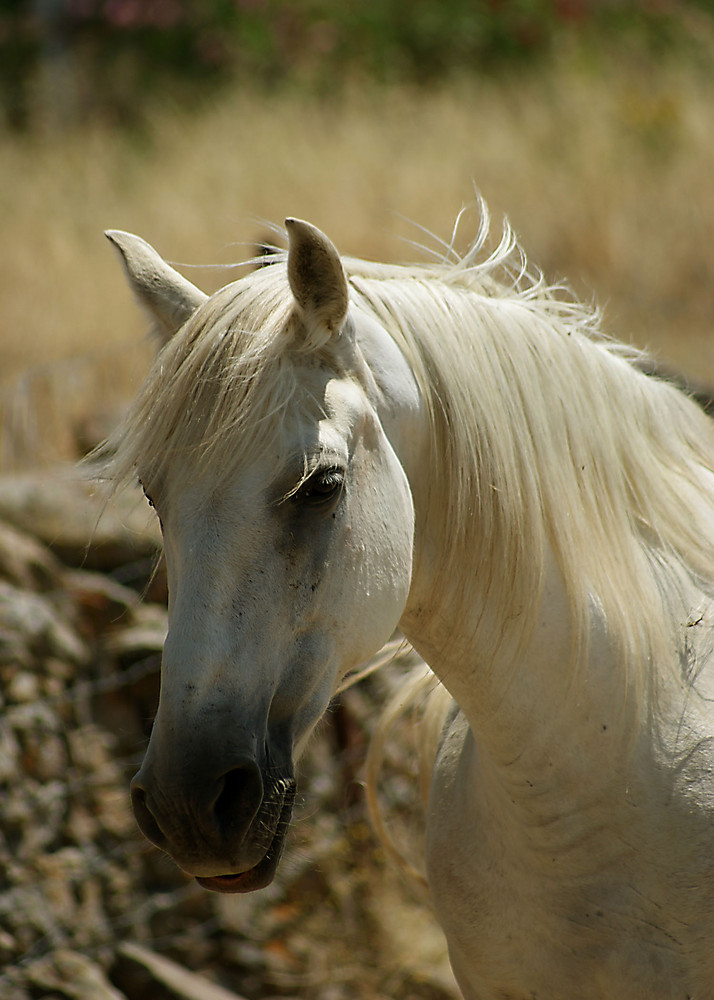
[{"xmin": 343, "ymin": 453, "xmax": 414, "ymax": 665}]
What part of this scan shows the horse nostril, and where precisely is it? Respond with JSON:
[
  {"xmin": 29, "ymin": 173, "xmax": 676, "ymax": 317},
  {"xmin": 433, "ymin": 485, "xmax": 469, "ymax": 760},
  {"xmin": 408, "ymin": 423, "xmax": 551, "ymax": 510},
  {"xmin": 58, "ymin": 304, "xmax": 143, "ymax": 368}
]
[
  {"xmin": 212, "ymin": 760, "xmax": 264, "ymax": 835},
  {"xmin": 130, "ymin": 778, "xmax": 168, "ymax": 849}
]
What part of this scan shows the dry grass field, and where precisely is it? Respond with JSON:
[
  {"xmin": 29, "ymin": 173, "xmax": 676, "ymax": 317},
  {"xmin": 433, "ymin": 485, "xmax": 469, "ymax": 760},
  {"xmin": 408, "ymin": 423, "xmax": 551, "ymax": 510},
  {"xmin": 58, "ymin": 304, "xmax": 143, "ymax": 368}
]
[{"xmin": 1, "ymin": 45, "xmax": 713, "ymax": 468}]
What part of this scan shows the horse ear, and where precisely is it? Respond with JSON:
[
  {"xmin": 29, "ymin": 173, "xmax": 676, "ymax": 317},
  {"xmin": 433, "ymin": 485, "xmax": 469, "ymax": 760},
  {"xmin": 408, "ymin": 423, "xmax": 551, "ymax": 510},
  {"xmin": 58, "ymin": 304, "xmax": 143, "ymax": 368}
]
[
  {"xmin": 285, "ymin": 218, "xmax": 348, "ymax": 338},
  {"xmin": 105, "ymin": 230, "xmax": 208, "ymax": 345}
]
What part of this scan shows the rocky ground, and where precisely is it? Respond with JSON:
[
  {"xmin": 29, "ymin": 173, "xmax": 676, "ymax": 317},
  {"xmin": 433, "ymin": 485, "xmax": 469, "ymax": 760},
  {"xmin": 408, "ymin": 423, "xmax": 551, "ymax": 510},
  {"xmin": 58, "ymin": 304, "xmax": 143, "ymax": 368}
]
[{"xmin": 0, "ymin": 467, "xmax": 458, "ymax": 1000}]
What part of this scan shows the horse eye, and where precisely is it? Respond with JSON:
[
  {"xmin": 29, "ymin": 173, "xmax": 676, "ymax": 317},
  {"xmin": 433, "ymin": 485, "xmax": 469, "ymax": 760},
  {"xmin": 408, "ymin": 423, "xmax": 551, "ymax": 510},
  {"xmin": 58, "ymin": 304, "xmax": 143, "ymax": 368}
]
[{"xmin": 296, "ymin": 467, "xmax": 345, "ymax": 507}]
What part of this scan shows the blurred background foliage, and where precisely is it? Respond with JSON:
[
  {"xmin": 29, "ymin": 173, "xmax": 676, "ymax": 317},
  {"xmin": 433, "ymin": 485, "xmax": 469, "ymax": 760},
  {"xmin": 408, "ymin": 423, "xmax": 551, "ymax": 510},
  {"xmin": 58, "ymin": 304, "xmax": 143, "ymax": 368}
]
[{"xmin": 3, "ymin": 0, "xmax": 714, "ymax": 132}]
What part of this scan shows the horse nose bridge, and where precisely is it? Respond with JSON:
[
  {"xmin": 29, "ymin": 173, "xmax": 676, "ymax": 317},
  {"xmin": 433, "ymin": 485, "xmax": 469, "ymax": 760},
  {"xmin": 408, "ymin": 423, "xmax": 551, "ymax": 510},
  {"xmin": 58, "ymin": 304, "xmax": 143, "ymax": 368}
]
[
  {"xmin": 159, "ymin": 592, "xmax": 279, "ymax": 700},
  {"xmin": 152, "ymin": 647, "xmax": 271, "ymax": 755},
  {"xmin": 167, "ymin": 529, "xmax": 273, "ymax": 629},
  {"xmin": 143, "ymin": 692, "xmax": 269, "ymax": 781},
  {"xmin": 145, "ymin": 626, "xmax": 277, "ymax": 797}
]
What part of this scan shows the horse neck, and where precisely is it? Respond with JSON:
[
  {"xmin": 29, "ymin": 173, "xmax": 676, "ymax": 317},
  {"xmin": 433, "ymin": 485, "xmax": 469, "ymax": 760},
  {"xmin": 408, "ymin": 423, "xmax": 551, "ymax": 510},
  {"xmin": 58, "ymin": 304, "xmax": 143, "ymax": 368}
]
[
  {"xmin": 355, "ymin": 303, "xmax": 709, "ymax": 786},
  {"xmin": 403, "ymin": 540, "xmax": 590, "ymax": 752},
  {"xmin": 405, "ymin": 506, "xmax": 714, "ymax": 812},
  {"xmin": 355, "ymin": 315, "xmax": 615, "ymax": 768},
  {"xmin": 405, "ymin": 561, "xmax": 669, "ymax": 868}
]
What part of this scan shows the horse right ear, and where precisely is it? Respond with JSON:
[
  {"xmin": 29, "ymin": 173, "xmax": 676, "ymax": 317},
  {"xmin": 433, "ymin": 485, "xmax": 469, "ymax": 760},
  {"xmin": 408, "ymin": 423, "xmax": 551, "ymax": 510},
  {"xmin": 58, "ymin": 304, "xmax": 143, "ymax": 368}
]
[
  {"xmin": 285, "ymin": 218, "xmax": 349, "ymax": 344},
  {"xmin": 105, "ymin": 230, "xmax": 208, "ymax": 345}
]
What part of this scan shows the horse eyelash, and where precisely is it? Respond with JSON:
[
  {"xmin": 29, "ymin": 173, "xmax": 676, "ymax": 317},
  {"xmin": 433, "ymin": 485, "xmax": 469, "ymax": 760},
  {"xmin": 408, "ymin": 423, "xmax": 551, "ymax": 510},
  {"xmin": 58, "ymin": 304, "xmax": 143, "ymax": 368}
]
[{"xmin": 291, "ymin": 466, "xmax": 346, "ymax": 507}]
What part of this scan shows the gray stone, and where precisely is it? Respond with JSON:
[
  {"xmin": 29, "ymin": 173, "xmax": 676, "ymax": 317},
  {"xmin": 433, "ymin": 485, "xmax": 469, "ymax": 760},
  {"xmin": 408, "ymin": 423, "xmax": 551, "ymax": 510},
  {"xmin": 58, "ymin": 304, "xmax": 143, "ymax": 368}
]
[
  {"xmin": 0, "ymin": 470, "xmax": 161, "ymax": 571},
  {"xmin": 0, "ymin": 581, "xmax": 87, "ymax": 669},
  {"xmin": 115, "ymin": 942, "xmax": 249, "ymax": 1000}
]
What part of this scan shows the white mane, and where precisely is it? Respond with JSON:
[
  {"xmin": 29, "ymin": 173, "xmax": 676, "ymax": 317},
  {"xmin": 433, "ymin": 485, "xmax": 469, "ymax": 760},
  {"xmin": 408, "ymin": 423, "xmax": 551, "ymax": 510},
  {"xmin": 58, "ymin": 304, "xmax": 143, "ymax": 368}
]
[{"xmin": 106, "ymin": 212, "xmax": 714, "ymax": 703}]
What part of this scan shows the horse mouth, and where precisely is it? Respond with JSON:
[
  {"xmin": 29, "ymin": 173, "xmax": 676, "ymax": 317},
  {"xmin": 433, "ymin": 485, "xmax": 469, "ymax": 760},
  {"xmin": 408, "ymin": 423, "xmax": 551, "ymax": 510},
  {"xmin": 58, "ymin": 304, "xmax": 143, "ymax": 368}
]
[{"xmin": 195, "ymin": 784, "xmax": 295, "ymax": 894}]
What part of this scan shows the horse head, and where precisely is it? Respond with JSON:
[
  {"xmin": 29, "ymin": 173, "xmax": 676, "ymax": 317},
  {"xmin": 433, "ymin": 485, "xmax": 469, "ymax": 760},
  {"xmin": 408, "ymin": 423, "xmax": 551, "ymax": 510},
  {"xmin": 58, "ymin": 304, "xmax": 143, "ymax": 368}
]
[{"xmin": 106, "ymin": 220, "xmax": 420, "ymax": 891}]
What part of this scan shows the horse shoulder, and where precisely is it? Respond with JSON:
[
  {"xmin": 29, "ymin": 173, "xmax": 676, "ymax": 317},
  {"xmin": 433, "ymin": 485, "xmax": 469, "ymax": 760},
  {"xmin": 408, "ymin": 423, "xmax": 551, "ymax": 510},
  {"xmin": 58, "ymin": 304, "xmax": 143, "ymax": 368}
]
[
  {"xmin": 425, "ymin": 713, "xmax": 555, "ymax": 998},
  {"xmin": 425, "ymin": 703, "xmax": 714, "ymax": 999}
]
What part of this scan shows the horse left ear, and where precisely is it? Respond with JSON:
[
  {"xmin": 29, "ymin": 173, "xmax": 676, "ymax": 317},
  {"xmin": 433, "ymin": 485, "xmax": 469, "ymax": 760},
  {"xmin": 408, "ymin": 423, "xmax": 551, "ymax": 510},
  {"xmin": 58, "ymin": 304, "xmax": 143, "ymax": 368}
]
[
  {"xmin": 285, "ymin": 218, "xmax": 349, "ymax": 339},
  {"xmin": 105, "ymin": 230, "xmax": 208, "ymax": 346}
]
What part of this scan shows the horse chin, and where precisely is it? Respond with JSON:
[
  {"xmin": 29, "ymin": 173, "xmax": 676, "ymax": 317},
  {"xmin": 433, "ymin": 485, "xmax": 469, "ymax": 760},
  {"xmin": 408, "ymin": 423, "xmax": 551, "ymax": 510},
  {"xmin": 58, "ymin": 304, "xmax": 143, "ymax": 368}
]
[{"xmin": 195, "ymin": 849, "xmax": 280, "ymax": 894}]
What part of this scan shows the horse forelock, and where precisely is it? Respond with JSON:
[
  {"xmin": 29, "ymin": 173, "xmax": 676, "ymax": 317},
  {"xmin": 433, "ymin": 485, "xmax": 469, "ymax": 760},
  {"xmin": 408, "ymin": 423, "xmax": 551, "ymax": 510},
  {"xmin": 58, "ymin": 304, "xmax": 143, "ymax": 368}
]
[{"xmin": 104, "ymin": 262, "xmax": 308, "ymax": 491}]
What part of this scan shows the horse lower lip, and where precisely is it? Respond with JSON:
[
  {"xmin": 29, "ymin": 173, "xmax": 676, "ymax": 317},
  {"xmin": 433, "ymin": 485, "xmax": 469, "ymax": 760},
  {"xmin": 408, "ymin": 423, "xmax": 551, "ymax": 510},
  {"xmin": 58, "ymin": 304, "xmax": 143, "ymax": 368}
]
[
  {"xmin": 195, "ymin": 850, "xmax": 278, "ymax": 894},
  {"xmin": 197, "ymin": 871, "xmax": 256, "ymax": 893}
]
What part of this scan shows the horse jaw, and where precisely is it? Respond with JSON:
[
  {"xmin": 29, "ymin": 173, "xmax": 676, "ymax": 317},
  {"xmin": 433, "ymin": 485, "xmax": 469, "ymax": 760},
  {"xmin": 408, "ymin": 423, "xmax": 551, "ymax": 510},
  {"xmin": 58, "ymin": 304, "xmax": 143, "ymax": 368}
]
[{"xmin": 105, "ymin": 229, "xmax": 208, "ymax": 345}]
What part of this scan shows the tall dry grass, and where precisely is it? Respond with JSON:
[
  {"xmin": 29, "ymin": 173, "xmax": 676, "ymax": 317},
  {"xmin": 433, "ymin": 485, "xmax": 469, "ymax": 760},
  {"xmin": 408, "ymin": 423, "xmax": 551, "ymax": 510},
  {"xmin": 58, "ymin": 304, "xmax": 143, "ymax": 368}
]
[{"xmin": 1, "ymin": 48, "xmax": 713, "ymax": 468}]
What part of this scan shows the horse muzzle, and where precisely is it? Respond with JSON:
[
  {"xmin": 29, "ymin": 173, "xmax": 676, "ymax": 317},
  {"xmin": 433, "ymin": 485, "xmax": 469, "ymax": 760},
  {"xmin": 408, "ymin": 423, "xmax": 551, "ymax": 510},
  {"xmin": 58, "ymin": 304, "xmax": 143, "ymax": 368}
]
[
  {"xmin": 195, "ymin": 778, "xmax": 296, "ymax": 893},
  {"xmin": 130, "ymin": 751, "xmax": 296, "ymax": 893}
]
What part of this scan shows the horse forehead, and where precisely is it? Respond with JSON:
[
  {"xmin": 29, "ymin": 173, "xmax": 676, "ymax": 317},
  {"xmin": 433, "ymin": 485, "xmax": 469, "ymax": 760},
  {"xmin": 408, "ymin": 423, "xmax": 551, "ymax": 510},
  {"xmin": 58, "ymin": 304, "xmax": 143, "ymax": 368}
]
[
  {"xmin": 162, "ymin": 371, "xmax": 375, "ymax": 520},
  {"xmin": 270, "ymin": 367, "xmax": 374, "ymax": 460},
  {"xmin": 321, "ymin": 374, "xmax": 374, "ymax": 431}
]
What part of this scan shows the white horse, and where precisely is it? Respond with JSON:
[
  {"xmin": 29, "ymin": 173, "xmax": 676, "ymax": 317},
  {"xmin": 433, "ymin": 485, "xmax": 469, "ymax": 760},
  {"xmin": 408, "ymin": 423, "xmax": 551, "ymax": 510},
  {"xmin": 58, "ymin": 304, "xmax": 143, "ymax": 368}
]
[{"xmin": 103, "ymin": 208, "xmax": 714, "ymax": 999}]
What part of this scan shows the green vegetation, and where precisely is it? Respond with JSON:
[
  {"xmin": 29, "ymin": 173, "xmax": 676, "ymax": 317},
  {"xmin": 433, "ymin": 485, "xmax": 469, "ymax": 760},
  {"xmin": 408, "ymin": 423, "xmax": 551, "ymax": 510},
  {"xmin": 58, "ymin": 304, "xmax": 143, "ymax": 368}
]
[{"xmin": 3, "ymin": 0, "xmax": 713, "ymax": 130}]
